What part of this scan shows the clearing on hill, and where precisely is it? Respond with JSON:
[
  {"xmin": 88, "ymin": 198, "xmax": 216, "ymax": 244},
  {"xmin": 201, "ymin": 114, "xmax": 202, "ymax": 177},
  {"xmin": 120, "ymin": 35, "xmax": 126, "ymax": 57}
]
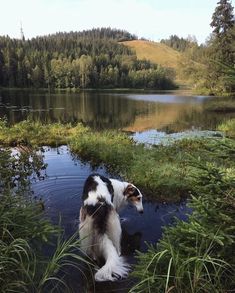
[{"xmin": 122, "ymin": 40, "xmax": 181, "ymax": 69}]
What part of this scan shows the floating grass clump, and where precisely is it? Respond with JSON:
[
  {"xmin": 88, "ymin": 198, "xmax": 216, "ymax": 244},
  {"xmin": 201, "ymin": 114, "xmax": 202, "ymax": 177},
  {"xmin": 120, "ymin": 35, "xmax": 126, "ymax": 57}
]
[{"xmin": 0, "ymin": 118, "xmax": 89, "ymax": 146}]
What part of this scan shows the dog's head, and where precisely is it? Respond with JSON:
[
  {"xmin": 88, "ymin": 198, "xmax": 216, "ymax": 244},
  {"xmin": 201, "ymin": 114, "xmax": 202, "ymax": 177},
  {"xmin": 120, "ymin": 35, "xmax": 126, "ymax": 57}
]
[{"xmin": 124, "ymin": 184, "xmax": 144, "ymax": 213}]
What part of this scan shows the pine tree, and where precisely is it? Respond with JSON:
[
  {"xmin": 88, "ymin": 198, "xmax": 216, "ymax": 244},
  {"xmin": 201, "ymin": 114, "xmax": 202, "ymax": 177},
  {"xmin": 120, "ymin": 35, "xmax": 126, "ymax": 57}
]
[
  {"xmin": 210, "ymin": 0, "xmax": 234, "ymax": 63},
  {"xmin": 210, "ymin": 0, "xmax": 234, "ymax": 37},
  {"xmin": 206, "ymin": 0, "xmax": 235, "ymax": 93}
]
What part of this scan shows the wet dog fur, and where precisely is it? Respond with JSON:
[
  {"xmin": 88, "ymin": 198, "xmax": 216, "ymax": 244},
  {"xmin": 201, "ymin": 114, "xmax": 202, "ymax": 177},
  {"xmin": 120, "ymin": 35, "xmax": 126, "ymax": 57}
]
[{"xmin": 79, "ymin": 174, "xmax": 143, "ymax": 282}]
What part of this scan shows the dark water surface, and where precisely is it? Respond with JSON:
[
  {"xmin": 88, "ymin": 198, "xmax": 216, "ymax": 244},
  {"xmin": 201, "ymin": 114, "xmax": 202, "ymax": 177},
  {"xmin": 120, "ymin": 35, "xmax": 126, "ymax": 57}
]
[
  {"xmin": 1, "ymin": 89, "xmax": 234, "ymax": 135},
  {"xmin": 32, "ymin": 146, "xmax": 190, "ymax": 292}
]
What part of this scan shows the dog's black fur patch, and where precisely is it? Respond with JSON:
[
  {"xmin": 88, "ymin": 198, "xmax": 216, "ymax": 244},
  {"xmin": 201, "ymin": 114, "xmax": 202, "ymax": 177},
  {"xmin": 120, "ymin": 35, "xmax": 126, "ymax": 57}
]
[
  {"xmin": 85, "ymin": 202, "xmax": 112, "ymax": 234},
  {"xmin": 82, "ymin": 174, "xmax": 114, "ymax": 201},
  {"xmin": 82, "ymin": 175, "xmax": 98, "ymax": 201},
  {"xmin": 131, "ymin": 187, "xmax": 140, "ymax": 197}
]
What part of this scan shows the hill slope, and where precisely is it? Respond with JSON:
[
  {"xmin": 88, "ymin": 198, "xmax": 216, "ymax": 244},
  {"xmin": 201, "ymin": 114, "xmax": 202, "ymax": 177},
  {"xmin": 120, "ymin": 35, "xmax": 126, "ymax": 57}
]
[{"xmin": 122, "ymin": 40, "xmax": 182, "ymax": 69}]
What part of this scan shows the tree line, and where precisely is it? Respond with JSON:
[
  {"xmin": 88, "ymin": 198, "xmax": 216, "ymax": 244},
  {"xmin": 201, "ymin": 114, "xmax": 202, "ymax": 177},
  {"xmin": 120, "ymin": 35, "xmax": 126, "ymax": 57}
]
[
  {"xmin": 161, "ymin": 0, "xmax": 235, "ymax": 95},
  {"xmin": 0, "ymin": 28, "xmax": 176, "ymax": 90}
]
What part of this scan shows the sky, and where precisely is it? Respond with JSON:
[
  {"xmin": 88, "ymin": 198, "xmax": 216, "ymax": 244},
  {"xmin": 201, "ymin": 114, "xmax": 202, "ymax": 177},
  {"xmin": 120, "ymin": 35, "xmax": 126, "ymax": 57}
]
[{"xmin": 0, "ymin": 0, "xmax": 234, "ymax": 44}]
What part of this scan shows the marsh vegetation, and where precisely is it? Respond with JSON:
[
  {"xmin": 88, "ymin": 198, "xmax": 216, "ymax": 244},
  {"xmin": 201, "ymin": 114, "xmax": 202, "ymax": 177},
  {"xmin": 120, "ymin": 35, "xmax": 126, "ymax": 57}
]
[{"xmin": 0, "ymin": 116, "xmax": 235, "ymax": 291}]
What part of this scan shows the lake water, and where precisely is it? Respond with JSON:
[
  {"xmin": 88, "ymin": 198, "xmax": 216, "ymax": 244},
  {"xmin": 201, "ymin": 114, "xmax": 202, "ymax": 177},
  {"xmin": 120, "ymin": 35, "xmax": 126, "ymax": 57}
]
[
  {"xmin": 2, "ymin": 89, "xmax": 234, "ymax": 291},
  {"xmin": 1, "ymin": 89, "xmax": 234, "ymax": 137}
]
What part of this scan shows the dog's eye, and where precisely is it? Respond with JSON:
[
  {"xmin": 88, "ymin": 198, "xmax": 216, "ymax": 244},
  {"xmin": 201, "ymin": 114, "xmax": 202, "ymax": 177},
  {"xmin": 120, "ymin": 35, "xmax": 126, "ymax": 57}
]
[{"xmin": 137, "ymin": 197, "xmax": 141, "ymax": 201}]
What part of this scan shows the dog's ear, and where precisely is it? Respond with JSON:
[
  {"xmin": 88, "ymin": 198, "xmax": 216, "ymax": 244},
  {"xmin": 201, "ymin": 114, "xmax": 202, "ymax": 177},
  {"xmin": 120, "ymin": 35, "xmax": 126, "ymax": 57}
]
[{"xmin": 124, "ymin": 184, "xmax": 135, "ymax": 197}]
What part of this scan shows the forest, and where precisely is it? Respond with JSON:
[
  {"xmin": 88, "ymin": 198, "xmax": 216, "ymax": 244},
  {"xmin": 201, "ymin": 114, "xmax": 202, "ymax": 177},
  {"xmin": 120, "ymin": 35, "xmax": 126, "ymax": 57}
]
[
  {"xmin": 0, "ymin": 28, "xmax": 175, "ymax": 90},
  {"xmin": 0, "ymin": 0, "xmax": 234, "ymax": 95}
]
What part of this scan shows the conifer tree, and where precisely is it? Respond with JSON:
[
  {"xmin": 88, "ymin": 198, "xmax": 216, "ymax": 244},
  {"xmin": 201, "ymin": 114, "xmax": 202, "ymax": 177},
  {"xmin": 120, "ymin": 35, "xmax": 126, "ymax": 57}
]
[
  {"xmin": 210, "ymin": 0, "xmax": 234, "ymax": 37},
  {"xmin": 210, "ymin": 0, "xmax": 234, "ymax": 63}
]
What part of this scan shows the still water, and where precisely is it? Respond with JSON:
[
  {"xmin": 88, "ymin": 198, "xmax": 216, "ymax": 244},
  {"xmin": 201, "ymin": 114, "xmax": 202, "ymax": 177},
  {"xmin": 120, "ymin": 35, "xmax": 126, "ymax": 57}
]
[
  {"xmin": 32, "ymin": 146, "xmax": 190, "ymax": 292},
  {"xmin": 0, "ymin": 89, "xmax": 235, "ymax": 134}
]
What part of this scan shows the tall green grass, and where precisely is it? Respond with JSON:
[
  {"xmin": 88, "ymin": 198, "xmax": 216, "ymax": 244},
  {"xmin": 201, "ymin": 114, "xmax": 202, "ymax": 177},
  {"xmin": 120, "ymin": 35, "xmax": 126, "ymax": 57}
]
[
  {"xmin": 130, "ymin": 139, "xmax": 235, "ymax": 292},
  {"xmin": 0, "ymin": 118, "xmax": 89, "ymax": 146},
  {"xmin": 0, "ymin": 147, "xmax": 93, "ymax": 292},
  {"xmin": 218, "ymin": 118, "xmax": 235, "ymax": 138}
]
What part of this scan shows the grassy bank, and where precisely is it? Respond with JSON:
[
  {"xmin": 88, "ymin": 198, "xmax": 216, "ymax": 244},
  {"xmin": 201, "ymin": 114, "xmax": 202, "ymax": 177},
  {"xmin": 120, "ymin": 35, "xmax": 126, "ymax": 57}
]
[
  {"xmin": 0, "ymin": 119, "xmax": 89, "ymax": 146},
  {"xmin": 218, "ymin": 118, "xmax": 235, "ymax": 138},
  {"xmin": 1, "ymin": 118, "xmax": 235, "ymax": 202},
  {"xmin": 131, "ymin": 150, "xmax": 235, "ymax": 292},
  {"xmin": 131, "ymin": 120, "xmax": 235, "ymax": 292}
]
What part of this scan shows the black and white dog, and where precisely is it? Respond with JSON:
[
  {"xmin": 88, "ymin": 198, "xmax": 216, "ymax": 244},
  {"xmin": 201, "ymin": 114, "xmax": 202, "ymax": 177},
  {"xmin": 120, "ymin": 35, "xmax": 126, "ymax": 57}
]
[{"xmin": 79, "ymin": 174, "xmax": 143, "ymax": 282}]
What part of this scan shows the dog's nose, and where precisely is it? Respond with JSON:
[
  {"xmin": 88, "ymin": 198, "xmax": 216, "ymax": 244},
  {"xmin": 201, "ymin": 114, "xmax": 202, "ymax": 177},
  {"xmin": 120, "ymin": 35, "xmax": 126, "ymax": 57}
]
[{"xmin": 139, "ymin": 210, "xmax": 144, "ymax": 214}]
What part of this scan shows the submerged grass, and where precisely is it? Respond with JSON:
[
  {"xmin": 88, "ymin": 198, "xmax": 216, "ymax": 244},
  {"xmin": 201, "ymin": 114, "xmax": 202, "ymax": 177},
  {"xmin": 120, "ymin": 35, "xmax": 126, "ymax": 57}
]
[{"xmin": 204, "ymin": 98, "xmax": 235, "ymax": 113}]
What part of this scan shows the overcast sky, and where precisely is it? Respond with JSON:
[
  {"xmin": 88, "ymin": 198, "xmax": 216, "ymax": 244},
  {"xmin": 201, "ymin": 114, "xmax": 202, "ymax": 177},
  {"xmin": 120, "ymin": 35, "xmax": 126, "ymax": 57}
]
[{"xmin": 1, "ymin": 0, "xmax": 234, "ymax": 44}]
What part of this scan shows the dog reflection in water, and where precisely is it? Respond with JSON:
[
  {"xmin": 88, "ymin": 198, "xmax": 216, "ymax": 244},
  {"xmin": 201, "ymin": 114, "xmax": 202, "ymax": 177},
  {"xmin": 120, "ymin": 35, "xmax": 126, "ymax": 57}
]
[{"xmin": 79, "ymin": 174, "xmax": 143, "ymax": 282}]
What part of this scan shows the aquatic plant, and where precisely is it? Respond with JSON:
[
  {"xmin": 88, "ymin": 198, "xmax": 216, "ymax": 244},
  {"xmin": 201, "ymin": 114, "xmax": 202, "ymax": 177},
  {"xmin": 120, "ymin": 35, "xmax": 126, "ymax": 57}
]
[{"xmin": 204, "ymin": 99, "xmax": 235, "ymax": 113}]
